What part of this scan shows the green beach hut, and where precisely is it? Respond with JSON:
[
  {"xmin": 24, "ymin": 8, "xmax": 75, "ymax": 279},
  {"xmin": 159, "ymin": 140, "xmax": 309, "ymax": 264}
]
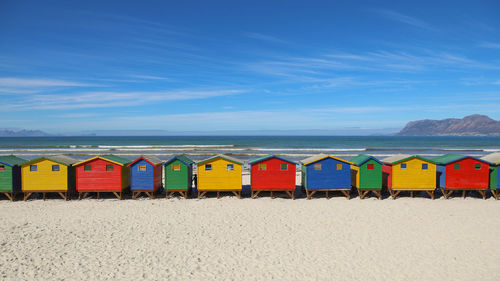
[
  {"xmin": 163, "ymin": 155, "xmax": 194, "ymax": 198},
  {"xmin": 481, "ymin": 153, "xmax": 500, "ymax": 199},
  {"xmin": 0, "ymin": 155, "xmax": 27, "ymax": 201},
  {"xmin": 350, "ymin": 154, "xmax": 384, "ymax": 199}
]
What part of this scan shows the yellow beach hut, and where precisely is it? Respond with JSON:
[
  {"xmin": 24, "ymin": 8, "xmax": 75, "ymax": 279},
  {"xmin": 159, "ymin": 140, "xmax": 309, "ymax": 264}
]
[
  {"xmin": 381, "ymin": 154, "xmax": 437, "ymax": 199},
  {"xmin": 21, "ymin": 155, "xmax": 77, "ymax": 200},
  {"xmin": 196, "ymin": 154, "xmax": 243, "ymax": 199}
]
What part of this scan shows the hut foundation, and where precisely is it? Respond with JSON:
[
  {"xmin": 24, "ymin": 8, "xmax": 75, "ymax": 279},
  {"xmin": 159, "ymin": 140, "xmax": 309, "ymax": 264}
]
[
  {"xmin": 165, "ymin": 190, "xmax": 189, "ymax": 199},
  {"xmin": 251, "ymin": 190, "xmax": 295, "ymax": 199},
  {"xmin": 78, "ymin": 191, "xmax": 123, "ymax": 200},
  {"xmin": 197, "ymin": 190, "xmax": 241, "ymax": 199},
  {"xmin": 305, "ymin": 189, "xmax": 351, "ymax": 199}
]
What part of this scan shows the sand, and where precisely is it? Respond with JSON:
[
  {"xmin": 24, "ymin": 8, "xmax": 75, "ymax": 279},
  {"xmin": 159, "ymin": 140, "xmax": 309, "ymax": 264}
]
[{"xmin": 0, "ymin": 195, "xmax": 499, "ymax": 281}]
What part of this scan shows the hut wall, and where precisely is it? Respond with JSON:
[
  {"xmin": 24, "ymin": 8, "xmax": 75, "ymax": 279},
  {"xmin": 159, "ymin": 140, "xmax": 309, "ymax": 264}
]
[
  {"xmin": 76, "ymin": 158, "xmax": 123, "ymax": 192},
  {"xmin": 197, "ymin": 158, "xmax": 242, "ymax": 191},
  {"xmin": 22, "ymin": 159, "xmax": 69, "ymax": 191},
  {"xmin": 437, "ymin": 165, "xmax": 446, "ymax": 188},
  {"xmin": 358, "ymin": 159, "xmax": 382, "ymax": 189},
  {"xmin": 391, "ymin": 158, "xmax": 436, "ymax": 190},
  {"xmin": 165, "ymin": 160, "xmax": 190, "ymax": 190},
  {"xmin": 444, "ymin": 158, "xmax": 489, "ymax": 189},
  {"xmin": 130, "ymin": 159, "xmax": 154, "ymax": 191},
  {"xmin": 250, "ymin": 158, "xmax": 295, "ymax": 190},
  {"xmin": 382, "ymin": 165, "xmax": 392, "ymax": 188},
  {"xmin": 0, "ymin": 165, "xmax": 13, "ymax": 191},
  {"xmin": 305, "ymin": 158, "xmax": 350, "ymax": 190}
]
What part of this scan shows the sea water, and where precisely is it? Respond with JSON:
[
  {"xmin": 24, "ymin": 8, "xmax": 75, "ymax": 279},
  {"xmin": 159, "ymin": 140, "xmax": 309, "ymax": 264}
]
[{"xmin": 0, "ymin": 136, "xmax": 499, "ymax": 162}]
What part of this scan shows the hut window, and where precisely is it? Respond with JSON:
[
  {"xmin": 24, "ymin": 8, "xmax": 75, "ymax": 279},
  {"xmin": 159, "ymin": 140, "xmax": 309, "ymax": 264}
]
[
  {"xmin": 367, "ymin": 164, "xmax": 374, "ymax": 170},
  {"xmin": 400, "ymin": 163, "xmax": 407, "ymax": 170},
  {"xmin": 258, "ymin": 163, "xmax": 267, "ymax": 170},
  {"xmin": 84, "ymin": 165, "xmax": 92, "ymax": 171},
  {"xmin": 336, "ymin": 163, "xmax": 342, "ymax": 170},
  {"xmin": 205, "ymin": 164, "xmax": 212, "ymax": 171},
  {"xmin": 52, "ymin": 165, "xmax": 60, "ymax": 171},
  {"xmin": 454, "ymin": 164, "xmax": 460, "ymax": 170},
  {"xmin": 172, "ymin": 164, "xmax": 181, "ymax": 171},
  {"xmin": 30, "ymin": 165, "xmax": 37, "ymax": 172},
  {"xmin": 227, "ymin": 164, "xmax": 234, "ymax": 171},
  {"xmin": 106, "ymin": 165, "xmax": 114, "ymax": 171},
  {"xmin": 280, "ymin": 164, "xmax": 288, "ymax": 171},
  {"xmin": 138, "ymin": 165, "xmax": 147, "ymax": 172},
  {"xmin": 0, "ymin": 165, "xmax": 4, "ymax": 172},
  {"xmin": 475, "ymin": 163, "xmax": 481, "ymax": 170},
  {"xmin": 314, "ymin": 163, "xmax": 322, "ymax": 170},
  {"xmin": 422, "ymin": 164, "xmax": 428, "ymax": 170}
]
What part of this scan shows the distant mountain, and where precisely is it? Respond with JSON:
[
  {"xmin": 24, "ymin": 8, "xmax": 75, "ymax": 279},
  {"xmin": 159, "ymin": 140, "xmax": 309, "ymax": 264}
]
[
  {"xmin": 397, "ymin": 114, "xmax": 500, "ymax": 136},
  {"xmin": 0, "ymin": 129, "xmax": 51, "ymax": 137}
]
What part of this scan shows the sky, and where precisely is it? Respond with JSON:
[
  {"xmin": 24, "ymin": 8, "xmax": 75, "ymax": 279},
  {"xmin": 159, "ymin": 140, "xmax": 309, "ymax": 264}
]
[{"xmin": 1, "ymin": 0, "xmax": 500, "ymax": 134}]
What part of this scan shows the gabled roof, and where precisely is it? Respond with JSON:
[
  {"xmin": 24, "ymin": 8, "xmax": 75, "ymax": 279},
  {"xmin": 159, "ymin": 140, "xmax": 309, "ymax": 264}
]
[
  {"xmin": 481, "ymin": 153, "xmax": 500, "ymax": 165},
  {"xmin": 433, "ymin": 154, "xmax": 491, "ymax": 165},
  {"xmin": 163, "ymin": 155, "xmax": 195, "ymax": 166},
  {"xmin": 381, "ymin": 154, "xmax": 437, "ymax": 165},
  {"xmin": 248, "ymin": 154, "xmax": 297, "ymax": 165},
  {"xmin": 73, "ymin": 154, "xmax": 131, "ymax": 166},
  {"xmin": 301, "ymin": 154, "xmax": 353, "ymax": 166},
  {"xmin": 128, "ymin": 155, "xmax": 163, "ymax": 167},
  {"xmin": 349, "ymin": 154, "xmax": 383, "ymax": 166},
  {"xmin": 197, "ymin": 154, "xmax": 243, "ymax": 165},
  {"xmin": 0, "ymin": 155, "xmax": 27, "ymax": 166},
  {"xmin": 23, "ymin": 155, "xmax": 78, "ymax": 166}
]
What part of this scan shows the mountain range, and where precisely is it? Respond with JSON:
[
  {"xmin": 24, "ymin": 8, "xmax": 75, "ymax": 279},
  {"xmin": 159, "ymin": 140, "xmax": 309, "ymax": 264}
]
[{"xmin": 396, "ymin": 114, "xmax": 500, "ymax": 136}]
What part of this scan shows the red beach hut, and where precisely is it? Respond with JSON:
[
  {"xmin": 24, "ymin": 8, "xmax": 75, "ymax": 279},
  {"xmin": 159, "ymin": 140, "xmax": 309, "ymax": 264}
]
[
  {"xmin": 248, "ymin": 154, "xmax": 297, "ymax": 199},
  {"xmin": 434, "ymin": 154, "xmax": 491, "ymax": 199},
  {"xmin": 73, "ymin": 155, "xmax": 131, "ymax": 199}
]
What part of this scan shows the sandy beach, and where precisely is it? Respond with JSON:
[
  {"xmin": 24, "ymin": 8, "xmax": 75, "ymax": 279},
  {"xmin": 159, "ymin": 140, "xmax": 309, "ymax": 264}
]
[{"xmin": 0, "ymin": 196, "xmax": 499, "ymax": 281}]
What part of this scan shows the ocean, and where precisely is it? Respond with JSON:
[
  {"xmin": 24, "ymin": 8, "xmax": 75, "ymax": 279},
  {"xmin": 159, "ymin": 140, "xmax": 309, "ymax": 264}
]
[{"xmin": 0, "ymin": 136, "xmax": 499, "ymax": 162}]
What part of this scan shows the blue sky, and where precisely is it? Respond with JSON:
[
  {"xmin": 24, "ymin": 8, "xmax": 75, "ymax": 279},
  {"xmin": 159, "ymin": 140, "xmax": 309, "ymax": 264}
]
[{"xmin": 1, "ymin": 0, "xmax": 500, "ymax": 134}]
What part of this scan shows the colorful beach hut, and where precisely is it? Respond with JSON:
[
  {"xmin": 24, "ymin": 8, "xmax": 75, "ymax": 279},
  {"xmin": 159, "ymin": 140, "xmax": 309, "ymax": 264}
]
[
  {"xmin": 301, "ymin": 154, "xmax": 353, "ymax": 199},
  {"xmin": 73, "ymin": 155, "xmax": 131, "ymax": 200},
  {"xmin": 128, "ymin": 156, "xmax": 163, "ymax": 199},
  {"xmin": 434, "ymin": 154, "xmax": 490, "ymax": 199},
  {"xmin": 0, "ymin": 155, "xmax": 26, "ymax": 201},
  {"xmin": 350, "ymin": 154, "xmax": 384, "ymax": 199},
  {"xmin": 248, "ymin": 154, "xmax": 297, "ymax": 199},
  {"xmin": 196, "ymin": 154, "xmax": 243, "ymax": 199},
  {"xmin": 381, "ymin": 154, "xmax": 437, "ymax": 199},
  {"xmin": 481, "ymin": 153, "xmax": 500, "ymax": 199},
  {"xmin": 163, "ymin": 155, "xmax": 194, "ymax": 199},
  {"xmin": 21, "ymin": 155, "xmax": 77, "ymax": 200}
]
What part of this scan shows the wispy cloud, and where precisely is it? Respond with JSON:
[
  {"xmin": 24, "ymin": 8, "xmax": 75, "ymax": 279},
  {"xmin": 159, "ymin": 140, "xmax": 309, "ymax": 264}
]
[
  {"xmin": 0, "ymin": 78, "xmax": 98, "ymax": 95},
  {"xmin": 0, "ymin": 78, "xmax": 93, "ymax": 88},
  {"xmin": 374, "ymin": 9, "xmax": 435, "ymax": 31},
  {"xmin": 2, "ymin": 89, "xmax": 246, "ymax": 110},
  {"xmin": 127, "ymin": 74, "xmax": 171, "ymax": 81},
  {"xmin": 478, "ymin": 42, "xmax": 500, "ymax": 49},
  {"xmin": 245, "ymin": 32, "xmax": 289, "ymax": 44}
]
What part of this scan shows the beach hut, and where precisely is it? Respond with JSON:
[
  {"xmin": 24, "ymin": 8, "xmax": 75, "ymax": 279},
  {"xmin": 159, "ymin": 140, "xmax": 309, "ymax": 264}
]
[
  {"xmin": 21, "ymin": 155, "xmax": 77, "ymax": 200},
  {"xmin": 301, "ymin": 154, "xmax": 353, "ymax": 199},
  {"xmin": 481, "ymin": 153, "xmax": 500, "ymax": 199},
  {"xmin": 128, "ymin": 156, "xmax": 163, "ymax": 199},
  {"xmin": 163, "ymin": 155, "xmax": 194, "ymax": 199},
  {"xmin": 350, "ymin": 154, "xmax": 384, "ymax": 199},
  {"xmin": 381, "ymin": 154, "xmax": 437, "ymax": 199},
  {"xmin": 73, "ymin": 155, "xmax": 131, "ymax": 200},
  {"xmin": 248, "ymin": 154, "xmax": 297, "ymax": 199},
  {"xmin": 434, "ymin": 154, "xmax": 490, "ymax": 199},
  {"xmin": 0, "ymin": 155, "xmax": 26, "ymax": 201},
  {"xmin": 196, "ymin": 154, "xmax": 243, "ymax": 199}
]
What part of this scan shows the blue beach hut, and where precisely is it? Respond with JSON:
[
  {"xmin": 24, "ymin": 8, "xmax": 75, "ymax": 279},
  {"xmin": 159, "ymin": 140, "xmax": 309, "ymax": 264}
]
[
  {"xmin": 127, "ymin": 156, "xmax": 163, "ymax": 199},
  {"xmin": 301, "ymin": 154, "xmax": 353, "ymax": 199}
]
